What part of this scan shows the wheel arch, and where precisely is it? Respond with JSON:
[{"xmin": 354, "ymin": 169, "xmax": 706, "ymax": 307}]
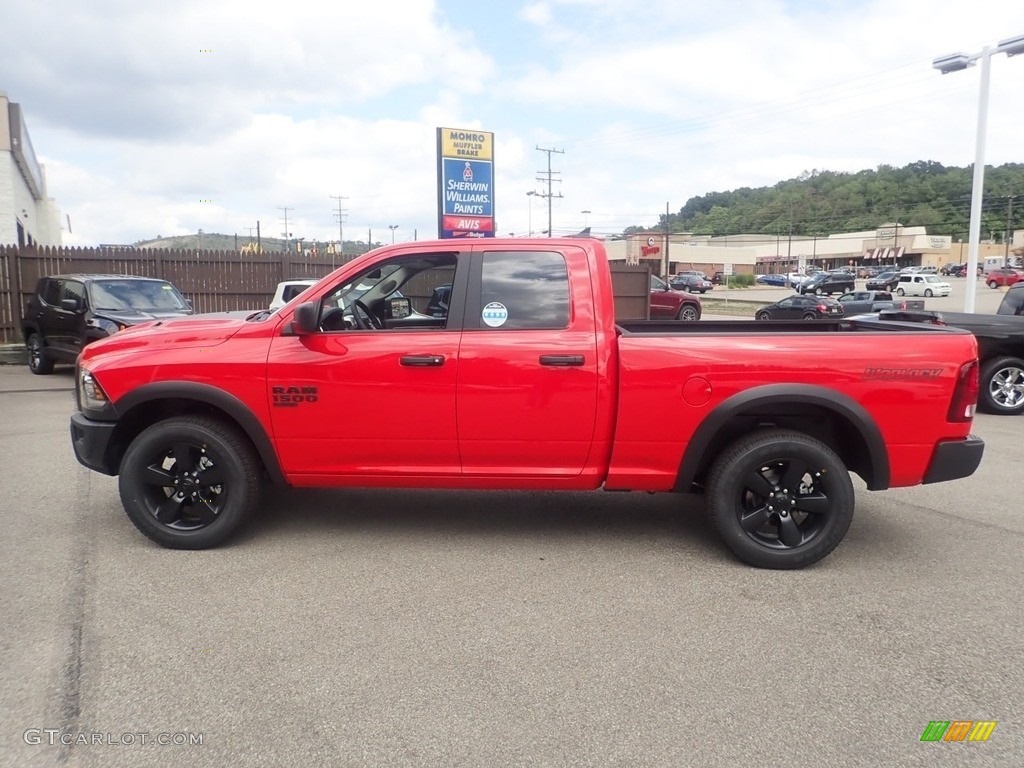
[
  {"xmin": 674, "ymin": 384, "xmax": 890, "ymax": 493},
  {"xmin": 108, "ymin": 382, "xmax": 285, "ymax": 485}
]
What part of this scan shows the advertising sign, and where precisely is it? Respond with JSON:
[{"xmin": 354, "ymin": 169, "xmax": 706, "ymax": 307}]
[{"xmin": 437, "ymin": 127, "xmax": 495, "ymax": 238}]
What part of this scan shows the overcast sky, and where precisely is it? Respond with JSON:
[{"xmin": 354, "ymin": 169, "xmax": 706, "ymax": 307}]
[{"xmin": 6, "ymin": 0, "xmax": 1024, "ymax": 246}]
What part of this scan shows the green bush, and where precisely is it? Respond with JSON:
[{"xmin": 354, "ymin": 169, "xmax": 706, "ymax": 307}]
[{"xmin": 724, "ymin": 274, "xmax": 755, "ymax": 288}]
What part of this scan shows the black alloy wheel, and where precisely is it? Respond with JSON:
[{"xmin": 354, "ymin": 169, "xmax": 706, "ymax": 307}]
[
  {"xmin": 118, "ymin": 416, "xmax": 260, "ymax": 549},
  {"xmin": 706, "ymin": 430, "xmax": 854, "ymax": 569},
  {"xmin": 26, "ymin": 333, "xmax": 54, "ymax": 375}
]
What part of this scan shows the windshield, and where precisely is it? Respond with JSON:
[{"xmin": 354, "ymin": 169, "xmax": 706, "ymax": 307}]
[{"xmin": 89, "ymin": 279, "xmax": 190, "ymax": 311}]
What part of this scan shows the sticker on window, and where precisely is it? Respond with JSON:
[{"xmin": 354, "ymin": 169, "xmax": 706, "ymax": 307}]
[{"xmin": 482, "ymin": 302, "xmax": 508, "ymax": 327}]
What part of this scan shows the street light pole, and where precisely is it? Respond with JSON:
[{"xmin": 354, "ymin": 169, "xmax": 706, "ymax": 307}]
[
  {"xmin": 527, "ymin": 191, "xmax": 536, "ymax": 237},
  {"xmin": 933, "ymin": 33, "xmax": 1024, "ymax": 312},
  {"xmin": 388, "ymin": 224, "xmax": 399, "ymax": 243}
]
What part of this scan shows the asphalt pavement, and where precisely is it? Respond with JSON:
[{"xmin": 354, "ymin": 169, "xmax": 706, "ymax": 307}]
[{"xmin": 1, "ymin": 360, "xmax": 1022, "ymax": 768}]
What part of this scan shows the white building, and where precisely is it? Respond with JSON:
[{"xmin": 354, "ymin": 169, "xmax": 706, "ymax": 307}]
[{"xmin": 0, "ymin": 93, "xmax": 62, "ymax": 247}]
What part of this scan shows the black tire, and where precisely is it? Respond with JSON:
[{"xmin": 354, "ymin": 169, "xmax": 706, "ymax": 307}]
[
  {"xmin": 802, "ymin": 312, "xmax": 817, "ymax": 320},
  {"xmin": 924, "ymin": 289, "xmax": 933, "ymax": 297},
  {"xmin": 814, "ymin": 288, "xmax": 823, "ymax": 296},
  {"xmin": 756, "ymin": 311, "xmax": 771, "ymax": 321},
  {"xmin": 26, "ymin": 333, "xmax": 54, "ymax": 375},
  {"xmin": 896, "ymin": 288, "xmax": 905, "ymax": 296},
  {"xmin": 706, "ymin": 430, "xmax": 854, "ymax": 569},
  {"xmin": 988, "ymin": 281, "xmax": 998, "ymax": 289},
  {"xmin": 676, "ymin": 305, "xmax": 699, "ymax": 321},
  {"xmin": 978, "ymin": 356, "xmax": 1024, "ymax": 415},
  {"xmin": 118, "ymin": 416, "xmax": 261, "ymax": 549}
]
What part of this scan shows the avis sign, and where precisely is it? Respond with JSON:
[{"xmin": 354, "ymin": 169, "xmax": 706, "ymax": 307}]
[{"xmin": 437, "ymin": 127, "xmax": 495, "ymax": 238}]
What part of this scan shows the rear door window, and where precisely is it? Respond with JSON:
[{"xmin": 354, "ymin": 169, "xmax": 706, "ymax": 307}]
[{"xmin": 470, "ymin": 251, "xmax": 569, "ymax": 330}]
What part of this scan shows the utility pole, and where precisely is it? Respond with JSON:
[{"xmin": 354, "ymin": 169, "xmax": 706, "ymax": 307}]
[
  {"xmin": 535, "ymin": 146, "xmax": 564, "ymax": 237},
  {"xmin": 664, "ymin": 202, "xmax": 671, "ymax": 279},
  {"xmin": 256, "ymin": 220, "xmax": 261, "ymax": 252},
  {"xmin": 330, "ymin": 195, "xmax": 348, "ymax": 260},
  {"xmin": 1005, "ymin": 194, "xmax": 1017, "ymax": 265},
  {"xmin": 278, "ymin": 207, "xmax": 293, "ymax": 252}
]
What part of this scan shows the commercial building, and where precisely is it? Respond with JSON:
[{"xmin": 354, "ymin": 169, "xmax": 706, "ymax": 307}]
[
  {"xmin": 1, "ymin": 93, "xmax": 62, "ymax": 247},
  {"xmin": 604, "ymin": 224, "xmax": 1015, "ymax": 276}
]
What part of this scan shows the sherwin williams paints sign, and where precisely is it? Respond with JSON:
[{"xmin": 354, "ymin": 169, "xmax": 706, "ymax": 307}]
[{"xmin": 437, "ymin": 127, "xmax": 495, "ymax": 238}]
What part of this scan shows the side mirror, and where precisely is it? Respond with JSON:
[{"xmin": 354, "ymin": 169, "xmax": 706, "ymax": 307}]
[
  {"xmin": 386, "ymin": 297, "xmax": 412, "ymax": 319},
  {"xmin": 60, "ymin": 297, "xmax": 82, "ymax": 312},
  {"xmin": 290, "ymin": 302, "xmax": 319, "ymax": 334}
]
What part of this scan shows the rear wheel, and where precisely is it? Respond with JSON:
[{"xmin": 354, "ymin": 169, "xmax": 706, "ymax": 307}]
[
  {"xmin": 802, "ymin": 312, "xmax": 817, "ymax": 320},
  {"xmin": 26, "ymin": 333, "xmax": 54, "ymax": 375},
  {"xmin": 924, "ymin": 289, "xmax": 933, "ymax": 297},
  {"xmin": 118, "ymin": 416, "xmax": 261, "ymax": 549},
  {"xmin": 896, "ymin": 288, "xmax": 905, "ymax": 296},
  {"xmin": 978, "ymin": 356, "xmax": 1024, "ymax": 415},
  {"xmin": 706, "ymin": 430, "xmax": 854, "ymax": 569}
]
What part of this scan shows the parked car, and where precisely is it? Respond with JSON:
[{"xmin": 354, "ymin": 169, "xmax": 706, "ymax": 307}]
[
  {"xmin": 754, "ymin": 295, "xmax": 844, "ymax": 320},
  {"xmin": 650, "ymin": 275, "xmax": 702, "ymax": 320},
  {"xmin": 940, "ymin": 262, "xmax": 960, "ymax": 276},
  {"xmin": 674, "ymin": 269, "xmax": 711, "ymax": 281},
  {"xmin": 895, "ymin": 274, "xmax": 951, "ymax": 298},
  {"xmin": 755, "ymin": 274, "xmax": 788, "ymax": 287},
  {"xmin": 269, "ymin": 279, "xmax": 318, "ymax": 312},
  {"xmin": 710, "ymin": 271, "xmax": 727, "ymax": 285},
  {"xmin": 796, "ymin": 272, "xmax": 856, "ymax": 296},
  {"xmin": 866, "ymin": 271, "xmax": 900, "ymax": 291},
  {"xmin": 669, "ymin": 274, "xmax": 713, "ymax": 293},
  {"xmin": 835, "ymin": 291, "xmax": 895, "ymax": 315},
  {"xmin": 22, "ymin": 274, "xmax": 194, "ymax": 374},
  {"xmin": 985, "ymin": 268, "xmax": 1022, "ymax": 289}
]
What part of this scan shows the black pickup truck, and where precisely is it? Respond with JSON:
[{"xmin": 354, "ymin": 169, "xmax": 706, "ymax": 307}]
[
  {"xmin": 21, "ymin": 274, "xmax": 194, "ymax": 374},
  {"xmin": 870, "ymin": 284, "xmax": 1024, "ymax": 414}
]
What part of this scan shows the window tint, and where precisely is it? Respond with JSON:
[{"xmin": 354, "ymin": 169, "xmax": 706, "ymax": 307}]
[
  {"xmin": 62, "ymin": 280, "xmax": 87, "ymax": 306},
  {"xmin": 998, "ymin": 287, "xmax": 1024, "ymax": 316},
  {"xmin": 477, "ymin": 251, "xmax": 569, "ymax": 330},
  {"xmin": 41, "ymin": 279, "xmax": 62, "ymax": 306}
]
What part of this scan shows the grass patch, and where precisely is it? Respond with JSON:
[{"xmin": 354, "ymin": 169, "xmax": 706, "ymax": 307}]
[{"xmin": 700, "ymin": 298, "xmax": 762, "ymax": 317}]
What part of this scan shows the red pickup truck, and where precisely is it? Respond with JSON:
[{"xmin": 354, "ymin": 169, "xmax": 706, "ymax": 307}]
[{"xmin": 70, "ymin": 238, "xmax": 984, "ymax": 568}]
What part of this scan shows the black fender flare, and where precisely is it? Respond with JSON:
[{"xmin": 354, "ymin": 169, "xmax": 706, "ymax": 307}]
[
  {"xmin": 113, "ymin": 381, "xmax": 285, "ymax": 485},
  {"xmin": 674, "ymin": 384, "xmax": 890, "ymax": 492}
]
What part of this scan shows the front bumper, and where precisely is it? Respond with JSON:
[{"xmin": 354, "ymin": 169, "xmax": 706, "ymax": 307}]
[
  {"xmin": 70, "ymin": 411, "xmax": 118, "ymax": 476},
  {"xmin": 922, "ymin": 435, "xmax": 985, "ymax": 484}
]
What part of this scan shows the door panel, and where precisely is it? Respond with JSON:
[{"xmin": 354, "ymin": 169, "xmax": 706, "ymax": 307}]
[{"xmin": 456, "ymin": 247, "xmax": 599, "ymax": 477}]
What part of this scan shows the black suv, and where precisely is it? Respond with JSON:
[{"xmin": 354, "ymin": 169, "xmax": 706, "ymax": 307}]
[
  {"xmin": 21, "ymin": 274, "xmax": 193, "ymax": 374},
  {"xmin": 796, "ymin": 271, "xmax": 855, "ymax": 296}
]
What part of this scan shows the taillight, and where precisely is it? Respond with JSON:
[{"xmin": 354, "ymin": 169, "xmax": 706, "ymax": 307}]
[
  {"xmin": 947, "ymin": 360, "xmax": 979, "ymax": 422},
  {"xmin": 817, "ymin": 304, "xmax": 827, "ymax": 312}
]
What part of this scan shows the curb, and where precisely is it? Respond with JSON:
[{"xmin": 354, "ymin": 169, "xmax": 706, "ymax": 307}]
[{"xmin": 0, "ymin": 344, "xmax": 28, "ymax": 366}]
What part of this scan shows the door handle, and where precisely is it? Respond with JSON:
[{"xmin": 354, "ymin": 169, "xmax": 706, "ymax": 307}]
[
  {"xmin": 400, "ymin": 355, "xmax": 445, "ymax": 367},
  {"xmin": 539, "ymin": 354, "xmax": 585, "ymax": 366}
]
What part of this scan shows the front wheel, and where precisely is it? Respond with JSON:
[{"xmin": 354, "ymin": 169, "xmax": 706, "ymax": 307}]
[
  {"xmin": 978, "ymin": 356, "xmax": 1024, "ymax": 415},
  {"xmin": 118, "ymin": 416, "xmax": 261, "ymax": 549},
  {"xmin": 755, "ymin": 311, "xmax": 771, "ymax": 321},
  {"xmin": 705, "ymin": 430, "xmax": 854, "ymax": 569},
  {"xmin": 676, "ymin": 305, "xmax": 699, "ymax": 321},
  {"xmin": 26, "ymin": 333, "xmax": 54, "ymax": 375},
  {"xmin": 988, "ymin": 281, "xmax": 998, "ymax": 289}
]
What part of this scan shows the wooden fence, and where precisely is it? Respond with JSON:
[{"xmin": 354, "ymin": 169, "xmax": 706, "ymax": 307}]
[{"xmin": 0, "ymin": 244, "xmax": 356, "ymax": 345}]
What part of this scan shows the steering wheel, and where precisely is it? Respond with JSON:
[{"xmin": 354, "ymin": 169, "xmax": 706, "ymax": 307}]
[{"xmin": 353, "ymin": 300, "xmax": 383, "ymax": 330}]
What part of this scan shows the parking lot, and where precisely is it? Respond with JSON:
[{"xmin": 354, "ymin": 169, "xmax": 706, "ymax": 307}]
[
  {"xmin": 706, "ymin": 272, "xmax": 1009, "ymax": 316},
  {"xmin": 1, "ymin": 364, "xmax": 1021, "ymax": 767}
]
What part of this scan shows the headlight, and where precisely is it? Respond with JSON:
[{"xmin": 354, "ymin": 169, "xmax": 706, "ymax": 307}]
[{"xmin": 78, "ymin": 367, "xmax": 110, "ymax": 411}]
